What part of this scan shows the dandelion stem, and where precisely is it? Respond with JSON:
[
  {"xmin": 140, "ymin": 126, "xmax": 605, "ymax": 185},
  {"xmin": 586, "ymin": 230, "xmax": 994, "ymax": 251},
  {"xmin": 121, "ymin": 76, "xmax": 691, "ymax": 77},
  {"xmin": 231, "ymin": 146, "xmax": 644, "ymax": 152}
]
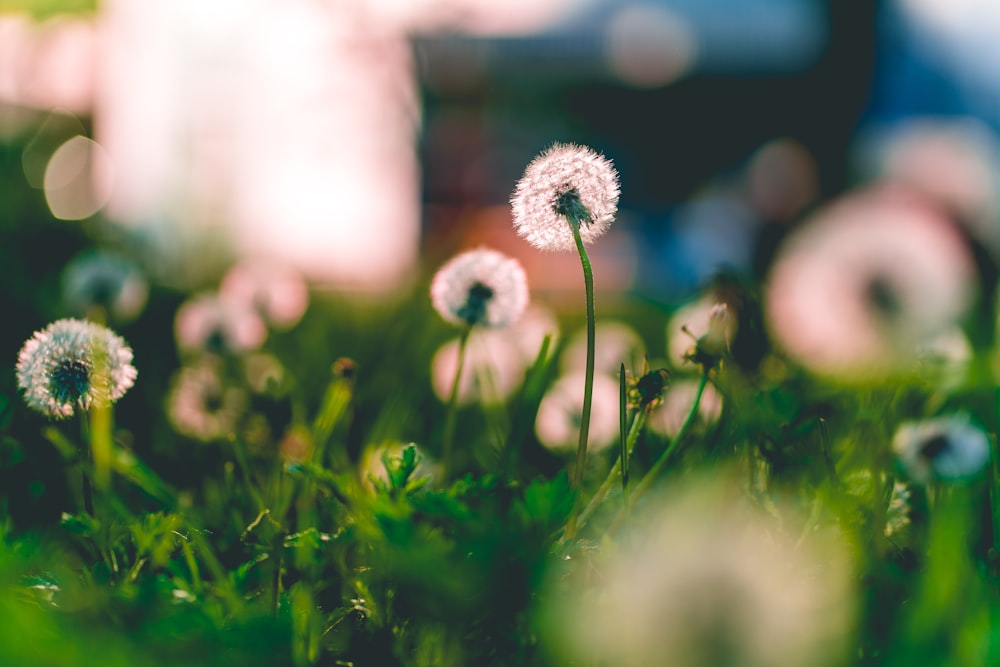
[
  {"xmin": 442, "ymin": 325, "xmax": 472, "ymax": 479},
  {"xmin": 569, "ymin": 220, "xmax": 596, "ymax": 489},
  {"xmin": 630, "ymin": 370, "xmax": 709, "ymax": 504},
  {"xmin": 576, "ymin": 407, "xmax": 646, "ymax": 531},
  {"xmin": 79, "ymin": 411, "xmax": 94, "ymax": 517}
]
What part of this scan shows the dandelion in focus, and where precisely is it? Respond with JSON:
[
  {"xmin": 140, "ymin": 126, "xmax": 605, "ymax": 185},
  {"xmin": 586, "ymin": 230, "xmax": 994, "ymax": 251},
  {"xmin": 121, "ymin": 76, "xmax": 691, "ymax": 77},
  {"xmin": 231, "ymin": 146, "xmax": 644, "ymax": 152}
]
[
  {"xmin": 16, "ymin": 318, "xmax": 137, "ymax": 419},
  {"xmin": 542, "ymin": 474, "xmax": 856, "ymax": 667},
  {"xmin": 219, "ymin": 260, "xmax": 309, "ymax": 330},
  {"xmin": 167, "ymin": 358, "xmax": 248, "ymax": 442},
  {"xmin": 766, "ymin": 188, "xmax": 976, "ymax": 381},
  {"xmin": 535, "ymin": 372, "xmax": 620, "ymax": 455},
  {"xmin": 512, "ymin": 142, "xmax": 620, "ymax": 494},
  {"xmin": 175, "ymin": 292, "xmax": 267, "ymax": 356},
  {"xmin": 61, "ymin": 250, "xmax": 148, "ymax": 324},
  {"xmin": 430, "ymin": 247, "xmax": 528, "ymax": 328},
  {"xmin": 510, "ymin": 142, "xmax": 620, "ymax": 252},
  {"xmin": 893, "ymin": 414, "xmax": 989, "ymax": 483}
]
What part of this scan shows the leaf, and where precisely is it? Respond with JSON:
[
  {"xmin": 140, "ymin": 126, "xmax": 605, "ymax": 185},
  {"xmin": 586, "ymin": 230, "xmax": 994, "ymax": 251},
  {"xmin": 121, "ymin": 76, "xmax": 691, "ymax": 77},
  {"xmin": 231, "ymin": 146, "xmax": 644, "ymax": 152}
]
[{"xmin": 511, "ymin": 472, "xmax": 575, "ymax": 533}]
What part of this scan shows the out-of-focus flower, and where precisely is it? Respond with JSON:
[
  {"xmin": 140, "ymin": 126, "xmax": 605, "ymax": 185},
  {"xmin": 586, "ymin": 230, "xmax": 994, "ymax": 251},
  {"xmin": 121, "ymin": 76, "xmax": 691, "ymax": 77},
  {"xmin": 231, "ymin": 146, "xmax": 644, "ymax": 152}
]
[
  {"xmin": 61, "ymin": 250, "xmax": 148, "ymax": 324},
  {"xmin": 167, "ymin": 358, "xmax": 247, "ymax": 442},
  {"xmin": 918, "ymin": 327, "xmax": 971, "ymax": 392},
  {"xmin": 535, "ymin": 372, "xmax": 620, "ymax": 453},
  {"xmin": 219, "ymin": 260, "xmax": 309, "ymax": 330},
  {"xmin": 667, "ymin": 296, "xmax": 737, "ymax": 369},
  {"xmin": 561, "ymin": 320, "xmax": 644, "ymax": 377},
  {"xmin": 766, "ymin": 188, "xmax": 976, "ymax": 380},
  {"xmin": 243, "ymin": 353, "xmax": 287, "ymax": 395},
  {"xmin": 431, "ymin": 331, "xmax": 526, "ymax": 406},
  {"xmin": 16, "ymin": 318, "xmax": 137, "ymax": 419},
  {"xmin": 648, "ymin": 378, "xmax": 723, "ymax": 438},
  {"xmin": 893, "ymin": 414, "xmax": 990, "ymax": 483},
  {"xmin": 511, "ymin": 143, "xmax": 620, "ymax": 252},
  {"xmin": 430, "ymin": 247, "xmax": 528, "ymax": 328},
  {"xmin": 543, "ymin": 474, "xmax": 855, "ymax": 667},
  {"xmin": 279, "ymin": 426, "xmax": 313, "ymax": 465},
  {"xmin": 508, "ymin": 303, "xmax": 560, "ymax": 363},
  {"xmin": 174, "ymin": 292, "xmax": 267, "ymax": 356}
]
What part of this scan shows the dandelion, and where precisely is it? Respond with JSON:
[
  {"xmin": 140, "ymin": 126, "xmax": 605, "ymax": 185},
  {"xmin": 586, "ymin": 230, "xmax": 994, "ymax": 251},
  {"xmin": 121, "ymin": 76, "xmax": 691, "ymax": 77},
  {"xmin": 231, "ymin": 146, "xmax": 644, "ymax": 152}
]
[
  {"xmin": 219, "ymin": 260, "xmax": 309, "ymax": 330},
  {"xmin": 512, "ymin": 143, "xmax": 620, "ymax": 496},
  {"xmin": 430, "ymin": 332, "xmax": 526, "ymax": 406},
  {"xmin": 535, "ymin": 372, "xmax": 620, "ymax": 455},
  {"xmin": 893, "ymin": 414, "xmax": 990, "ymax": 484},
  {"xmin": 61, "ymin": 250, "xmax": 148, "ymax": 324},
  {"xmin": 649, "ymin": 378, "xmax": 723, "ymax": 438},
  {"xmin": 542, "ymin": 474, "xmax": 855, "ymax": 667},
  {"xmin": 16, "ymin": 318, "xmax": 137, "ymax": 419},
  {"xmin": 430, "ymin": 247, "xmax": 528, "ymax": 328},
  {"xmin": 166, "ymin": 359, "xmax": 247, "ymax": 442},
  {"xmin": 510, "ymin": 142, "xmax": 620, "ymax": 253},
  {"xmin": 175, "ymin": 292, "xmax": 267, "ymax": 356},
  {"xmin": 431, "ymin": 247, "xmax": 528, "ymax": 477},
  {"xmin": 766, "ymin": 187, "xmax": 976, "ymax": 380}
]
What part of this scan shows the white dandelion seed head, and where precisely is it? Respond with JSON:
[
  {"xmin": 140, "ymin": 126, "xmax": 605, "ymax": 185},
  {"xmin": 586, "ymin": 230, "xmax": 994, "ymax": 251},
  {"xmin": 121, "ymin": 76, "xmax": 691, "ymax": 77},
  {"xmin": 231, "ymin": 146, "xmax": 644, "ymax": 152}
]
[
  {"xmin": 511, "ymin": 142, "xmax": 620, "ymax": 252},
  {"xmin": 175, "ymin": 292, "xmax": 267, "ymax": 356},
  {"xmin": 431, "ymin": 331, "xmax": 527, "ymax": 406},
  {"xmin": 430, "ymin": 247, "xmax": 529, "ymax": 328},
  {"xmin": 166, "ymin": 358, "xmax": 248, "ymax": 442},
  {"xmin": 535, "ymin": 372, "xmax": 620, "ymax": 453},
  {"xmin": 765, "ymin": 187, "xmax": 976, "ymax": 381},
  {"xmin": 61, "ymin": 250, "xmax": 149, "ymax": 324},
  {"xmin": 543, "ymin": 474, "xmax": 856, "ymax": 667},
  {"xmin": 893, "ymin": 414, "xmax": 990, "ymax": 484},
  {"xmin": 16, "ymin": 318, "xmax": 137, "ymax": 419},
  {"xmin": 219, "ymin": 260, "xmax": 309, "ymax": 330}
]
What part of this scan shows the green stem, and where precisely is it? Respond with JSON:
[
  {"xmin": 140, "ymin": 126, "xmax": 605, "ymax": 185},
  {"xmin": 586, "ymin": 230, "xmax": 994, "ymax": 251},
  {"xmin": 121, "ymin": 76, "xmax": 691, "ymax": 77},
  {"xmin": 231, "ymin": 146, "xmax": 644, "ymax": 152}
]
[
  {"xmin": 576, "ymin": 409, "xmax": 646, "ymax": 530},
  {"xmin": 570, "ymin": 221, "xmax": 596, "ymax": 489},
  {"xmin": 79, "ymin": 412, "xmax": 94, "ymax": 517},
  {"xmin": 630, "ymin": 371, "xmax": 709, "ymax": 505},
  {"xmin": 442, "ymin": 326, "xmax": 472, "ymax": 479}
]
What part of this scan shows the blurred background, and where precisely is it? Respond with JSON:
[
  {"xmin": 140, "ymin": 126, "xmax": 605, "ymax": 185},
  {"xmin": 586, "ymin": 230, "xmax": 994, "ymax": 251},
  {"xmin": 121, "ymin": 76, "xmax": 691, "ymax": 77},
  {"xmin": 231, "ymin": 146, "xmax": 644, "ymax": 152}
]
[{"xmin": 4, "ymin": 0, "xmax": 999, "ymax": 303}]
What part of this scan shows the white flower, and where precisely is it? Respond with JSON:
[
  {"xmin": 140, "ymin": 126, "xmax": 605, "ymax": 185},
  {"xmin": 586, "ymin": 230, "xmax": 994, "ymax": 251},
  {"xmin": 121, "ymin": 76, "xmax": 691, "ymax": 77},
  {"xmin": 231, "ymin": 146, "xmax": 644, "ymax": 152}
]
[
  {"xmin": 542, "ymin": 474, "xmax": 855, "ymax": 667},
  {"xmin": 175, "ymin": 292, "xmax": 267, "ymax": 355},
  {"xmin": 219, "ymin": 260, "xmax": 309, "ymax": 330},
  {"xmin": 765, "ymin": 187, "xmax": 976, "ymax": 380},
  {"xmin": 648, "ymin": 378, "xmax": 723, "ymax": 438},
  {"xmin": 893, "ymin": 414, "xmax": 990, "ymax": 483},
  {"xmin": 535, "ymin": 372, "xmax": 620, "ymax": 453},
  {"xmin": 61, "ymin": 250, "xmax": 148, "ymax": 324},
  {"xmin": 430, "ymin": 247, "xmax": 528, "ymax": 328},
  {"xmin": 16, "ymin": 318, "xmax": 137, "ymax": 419},
  {"xmin": 511, "ymin": 143, "xmax": 620, "ymax": 252},
  {"xmin": 166, "ymin": 358, "xmax": 247, "ymax": 442},
  {"xmin": 430, "ymin": 331, "xmax": 526, "ymax": 406}
]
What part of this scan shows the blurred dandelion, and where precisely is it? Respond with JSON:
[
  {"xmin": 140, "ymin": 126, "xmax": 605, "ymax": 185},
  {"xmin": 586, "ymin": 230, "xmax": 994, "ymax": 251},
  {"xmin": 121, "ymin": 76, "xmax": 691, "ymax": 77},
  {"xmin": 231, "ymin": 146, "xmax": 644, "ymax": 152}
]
[
  {"xmin": 430, "ymin": 332, "xmax": 525, "ymax": 406},
  {"xmin": 561, "ymin": 320, "xmax": 644, "ymax": 377},
  {"xmin": 649, "ymin": 378, "xmax": 724, "ymax": 438},
  {"xmin": 766, "ymin": 188, "xmax": 976, "ymax": 380},
  {"xmin": 175, "ymin": 292, "xmax": 267, "ymax": 356},
  {"xmin": 893, "ymin": 414, "xmax": 990, "ymax": 483},
  {"xmin": 16, "ymin": 318, "xmax": 137, "ymax": 419},
  {"xmin": 666, "ymin": 296, "xmax": 736, "ymax": 369},
  {"xmin": 510, "ymin": 142, "xmax": 620, "ymax": 252},
  {"xmin": 535, "ymin": 372, "xmax": 620, "ymax": 454},
  {"xmin": 167, "ymin": 358, "xmax": 247, "ymax": 442},
  {"xmin": 430, "ymin": 247, "xmax": 528, "ymax": 328},
  {"xmin": 219, "ymin": 260, "xmax": 309, "ymax": 330},
  {"xmin": 61, "ymin": 250, "xmax": 148, "ymax": 324},
  {"xmin": 543, "ymin": 474, "xmax": 856, "ymax": 667}
]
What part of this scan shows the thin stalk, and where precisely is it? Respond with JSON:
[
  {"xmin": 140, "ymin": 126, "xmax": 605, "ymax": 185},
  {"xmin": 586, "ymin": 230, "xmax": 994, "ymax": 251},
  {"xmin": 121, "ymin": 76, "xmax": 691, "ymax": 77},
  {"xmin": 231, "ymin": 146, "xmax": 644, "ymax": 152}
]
[
  {"xmin": 442, "ymin": 326, "xmax": 472, "ymax": 479},
  {"xmin": 576, "ymin": 409, "xmax": 646, "ymax": 530},
  {"xmin": 569, "ymin": 221, "xmax": 596, "ymax": 489},
  {"xmin": 630, "ymin": 371, "xmax": 709, "ymax": 505},
  {"xmin": 619, "ymin": 365, "xmax": 632, "ymax": 542},
  {"xmin": 79, "ymin": 411, "xmax": 94, "ymax": 517}
]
